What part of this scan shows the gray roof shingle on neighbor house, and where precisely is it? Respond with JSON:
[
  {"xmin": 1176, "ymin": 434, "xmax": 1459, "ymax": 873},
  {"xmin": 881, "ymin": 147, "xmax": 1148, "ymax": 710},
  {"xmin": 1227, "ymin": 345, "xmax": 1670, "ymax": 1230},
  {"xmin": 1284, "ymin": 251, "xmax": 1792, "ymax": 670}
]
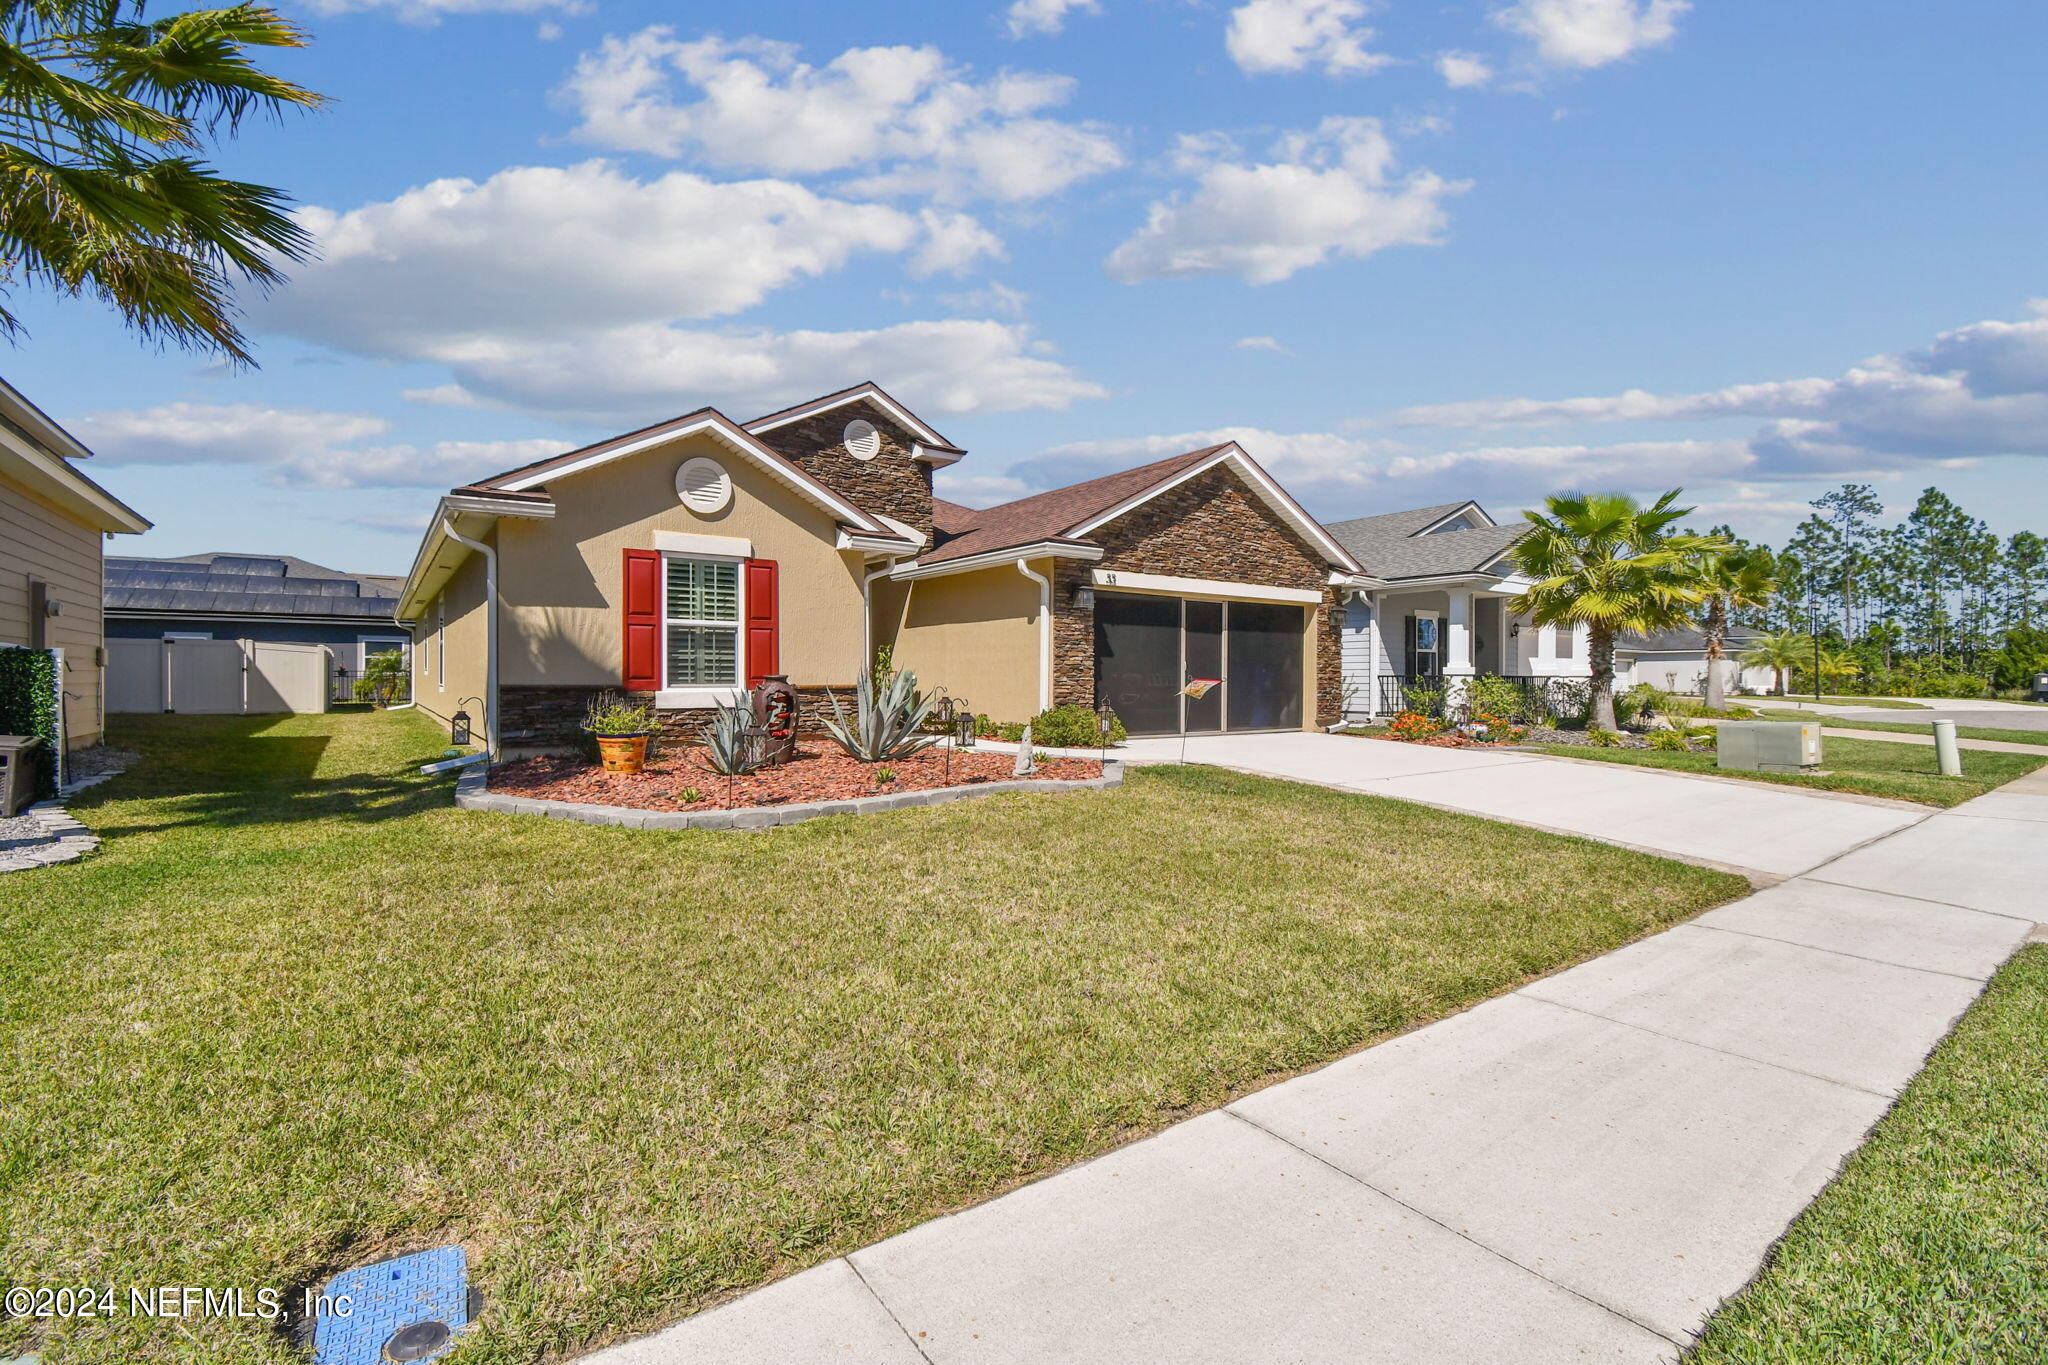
[
  {"xmin": 1323, "ymin": 504, "xmax": 1529, "ymax": 582},
  {"xmin": 1617, "ymin": 625, "xmax": 1767, "ymax": 653},
  {"xmin": 106, "ymin": 553, "xmax": 401, "ymax": 619}
]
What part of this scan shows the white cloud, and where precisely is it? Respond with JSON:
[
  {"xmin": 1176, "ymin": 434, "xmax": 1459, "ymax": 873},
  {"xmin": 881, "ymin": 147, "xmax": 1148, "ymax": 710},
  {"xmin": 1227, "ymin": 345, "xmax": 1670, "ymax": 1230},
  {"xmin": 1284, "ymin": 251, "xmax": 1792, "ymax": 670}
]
[
  {"xmin": 301, "ymin": 0, "xmax": 584, "ymax": 21},
  {"xmin": 1235, "ymin": 335, "xmax": 1290, "ymax": 354},
  {"xmin": 1435, "ymin": 51, "xmax": 1494, "ymax": 88},
  {"xmin": 1225, "ymin": 0, "xmax": 1394, "ymax": 76},
  {"xmin": 1106, "ymin": 117, "xmax": 1463, "ymax": 285},
  {"xmin": 261, "ymin": 160, "xmax": 994, "ymax": 360},
  {"xmin": 413, "ymin": 318, "xmax": 1108, "ymax": 428},
  {"xmin": 1496, "ymin": 0, "xmax": 1688, "ymax": 70},
  {"xmin": 73, "ymin": 403, "xmax": 564, "ymax": 490},
  {"xmin": 1387, "ymin": 304, "xmax": 2048, "ymax": 475},
  {"xmin": 938, "ymin": 281, "xmax": 1032, "ymax": 317},
  {"xmin": 1004, "ymin": 0, "xmax": 1100, "ymax": 39},
  {"xmin": 559, "ymin": 31, "xmax": 1122, "ymax": 204}
]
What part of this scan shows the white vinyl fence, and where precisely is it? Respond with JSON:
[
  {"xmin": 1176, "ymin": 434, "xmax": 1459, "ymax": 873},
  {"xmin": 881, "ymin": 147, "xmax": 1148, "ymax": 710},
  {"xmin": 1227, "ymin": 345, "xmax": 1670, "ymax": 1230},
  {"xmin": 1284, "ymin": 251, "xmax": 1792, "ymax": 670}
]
[{"xmin": 107, "ymin": 639, "xmax": 332, "ymax": 715}]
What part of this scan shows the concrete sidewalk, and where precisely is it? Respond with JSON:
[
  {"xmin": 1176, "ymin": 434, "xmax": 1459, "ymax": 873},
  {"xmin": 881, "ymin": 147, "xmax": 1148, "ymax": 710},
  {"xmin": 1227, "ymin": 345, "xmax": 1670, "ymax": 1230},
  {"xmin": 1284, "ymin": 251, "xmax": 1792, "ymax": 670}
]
[
  {"xmin": 1114, "ymin": 731, "xmax": 1923, "ymax": 879},
  {"xmin": 580, "ymin": 772, "xmax": 2041, "ymax": 1365}
]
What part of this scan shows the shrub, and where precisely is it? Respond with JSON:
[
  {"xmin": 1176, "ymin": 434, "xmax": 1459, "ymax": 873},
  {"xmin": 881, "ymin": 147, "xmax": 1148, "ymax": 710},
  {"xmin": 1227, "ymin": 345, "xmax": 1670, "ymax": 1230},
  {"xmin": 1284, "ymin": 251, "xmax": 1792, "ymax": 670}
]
[
  {"xmin": 1402, "ymin": 681, "xmax": 1449, "ymax": 718},
  {"xmin": 1463, "ymin": 674, "xmax": 1533, "ymax": 724},
  {"xmin": 1587, "ymin": 727, "xmax": 1621, "ymax": 747},
  {"xmin": 822, "ymin": 668, "xmax": 942, "ymax": 763},
  {"xmin": 1613, "ymin": 683, "xmax": 1669, "ymax": 728},
  {"xmin": 0, "ymin": 646, "xmax": 60, "ymax": 797},
  {"xmin": 1647, "ymin": 729, "xmax": 1688, "ymax": 751},
  {"xmin": 1023, "ymin": 703, "xmax": 1126, "ymax": 747},
  {"xmin": 874, "ymin": 767, "xmax": 896, "ymax": 785}
]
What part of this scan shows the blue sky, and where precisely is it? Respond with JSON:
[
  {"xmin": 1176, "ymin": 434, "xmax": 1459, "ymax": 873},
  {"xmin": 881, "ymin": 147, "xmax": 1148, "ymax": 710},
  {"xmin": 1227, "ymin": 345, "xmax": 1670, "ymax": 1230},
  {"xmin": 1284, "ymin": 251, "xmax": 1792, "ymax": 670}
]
[{"xmin": 10, "ymin": 0, "xmax": 2048, "ymax": 573}]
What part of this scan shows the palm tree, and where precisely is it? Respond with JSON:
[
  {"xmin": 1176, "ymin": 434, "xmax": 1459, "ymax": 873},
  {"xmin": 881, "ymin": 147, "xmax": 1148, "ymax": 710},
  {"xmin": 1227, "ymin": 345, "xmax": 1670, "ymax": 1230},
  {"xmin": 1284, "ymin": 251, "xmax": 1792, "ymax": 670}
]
[
  {"xmin": 1739, "ymin": 630, "xmax": 1810, "ymax": 696},
  {"xmin": 1698, "ymin": 547, "xmax": 1779, "ymax": 709},
  {"xmin": 1814, "ymin": 646, "xmax": 1861, "ymax": 697},
  {"xmin": 1510, "ymin": 490, "xmax": 1724, "ymax": 732},
  {"xmin": 1, "ymin": 1, "xmax": 324, "ymax": 362}
]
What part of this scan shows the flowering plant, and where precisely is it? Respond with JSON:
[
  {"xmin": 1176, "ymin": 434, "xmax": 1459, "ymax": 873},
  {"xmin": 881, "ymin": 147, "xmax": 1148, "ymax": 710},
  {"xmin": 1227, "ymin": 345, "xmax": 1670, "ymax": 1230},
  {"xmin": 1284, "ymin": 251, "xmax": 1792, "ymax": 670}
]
[{"xmin": 1387, "ymin": 710, "xmax": 1443, "ymax": 741}]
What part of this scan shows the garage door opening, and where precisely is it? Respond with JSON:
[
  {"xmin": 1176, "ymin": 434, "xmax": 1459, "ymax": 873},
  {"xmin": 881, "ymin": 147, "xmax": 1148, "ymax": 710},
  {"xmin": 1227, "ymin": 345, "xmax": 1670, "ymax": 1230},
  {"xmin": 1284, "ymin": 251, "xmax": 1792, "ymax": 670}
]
[{"xmin": 1093, "ymin": 592, "xmax": 1305, "ymax": 736}]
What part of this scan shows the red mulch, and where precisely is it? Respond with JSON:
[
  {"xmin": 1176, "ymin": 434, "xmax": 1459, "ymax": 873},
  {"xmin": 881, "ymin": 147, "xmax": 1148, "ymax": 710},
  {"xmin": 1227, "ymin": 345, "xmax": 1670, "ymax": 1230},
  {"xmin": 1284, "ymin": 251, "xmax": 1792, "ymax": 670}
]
[
  {"xmin": 1364, "ymin": 732, "xmax": 1519, "ymax": 749},
  {"xmin": 490, "ymin": 745, "xmax": 1104, "ymax": 812}
]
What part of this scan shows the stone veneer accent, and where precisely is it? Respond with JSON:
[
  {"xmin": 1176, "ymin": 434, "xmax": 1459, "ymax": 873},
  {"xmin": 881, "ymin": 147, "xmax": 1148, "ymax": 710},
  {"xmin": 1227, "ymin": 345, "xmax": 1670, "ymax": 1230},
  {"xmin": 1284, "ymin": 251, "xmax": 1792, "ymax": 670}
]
[
  {"xmin": 748, "ymin": 398, "xmax": 935, "ymax": 540},
  {"xmin": 1049, "ymin": 465, "xmax": 1343, "ymax": 727},
  {"xmin": 498, "ymin": 683, "xmax": 856, "ymax": 752},
  {"xmin": 452, "ymin": 753, "xmax": 1124, "ymax": 829}
]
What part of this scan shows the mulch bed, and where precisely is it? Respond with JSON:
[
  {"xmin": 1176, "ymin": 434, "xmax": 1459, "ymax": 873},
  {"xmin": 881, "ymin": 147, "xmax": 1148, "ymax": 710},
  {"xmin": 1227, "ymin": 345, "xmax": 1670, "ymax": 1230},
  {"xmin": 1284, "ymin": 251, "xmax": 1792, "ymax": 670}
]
[{"xmin": 490, "ymin": 745, "xmax": 1105, "ymax": 813}]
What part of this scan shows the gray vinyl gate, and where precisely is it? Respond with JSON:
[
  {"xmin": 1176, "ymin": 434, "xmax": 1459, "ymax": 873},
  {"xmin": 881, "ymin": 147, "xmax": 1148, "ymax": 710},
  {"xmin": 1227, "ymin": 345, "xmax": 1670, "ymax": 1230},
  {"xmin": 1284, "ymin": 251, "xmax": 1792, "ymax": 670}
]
[{"xmin": 106, "ymin": 639, "xmax": 332, "ymax": 715}]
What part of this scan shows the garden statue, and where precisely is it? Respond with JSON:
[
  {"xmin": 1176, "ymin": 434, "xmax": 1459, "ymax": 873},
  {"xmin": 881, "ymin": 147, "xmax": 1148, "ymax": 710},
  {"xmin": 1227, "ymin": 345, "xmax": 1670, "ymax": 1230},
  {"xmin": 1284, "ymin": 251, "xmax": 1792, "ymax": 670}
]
[{"xmin": 751, "ymin": 675, "xmax": 800, "ymax": 765}]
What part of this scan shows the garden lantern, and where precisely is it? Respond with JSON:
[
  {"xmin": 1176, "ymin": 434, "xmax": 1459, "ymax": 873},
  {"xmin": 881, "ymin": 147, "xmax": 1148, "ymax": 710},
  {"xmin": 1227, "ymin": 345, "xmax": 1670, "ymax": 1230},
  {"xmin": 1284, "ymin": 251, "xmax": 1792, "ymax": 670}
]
[
  {"xmin": 450, "ymin": 709, "xmax": 471, "ymax": 746},
  {"xmin": 935, "ymin": 696, "xmax": 955, "ymax": 730},
  {"xmin": 955, "ymin": 714, "xmax": 977, "ymax": 748}
]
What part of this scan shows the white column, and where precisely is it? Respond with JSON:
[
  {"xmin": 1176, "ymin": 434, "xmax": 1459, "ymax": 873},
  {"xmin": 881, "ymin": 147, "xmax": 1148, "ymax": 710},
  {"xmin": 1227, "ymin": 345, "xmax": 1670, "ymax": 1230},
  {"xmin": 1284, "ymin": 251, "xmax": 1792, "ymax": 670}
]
[
  {"xmin": 1444, "ymin": 589, "xmax": 1475, "ymax": 705},
  {"xmin": 1363, "ymin": 592, "xmax": 1380, "ymax": 721}
]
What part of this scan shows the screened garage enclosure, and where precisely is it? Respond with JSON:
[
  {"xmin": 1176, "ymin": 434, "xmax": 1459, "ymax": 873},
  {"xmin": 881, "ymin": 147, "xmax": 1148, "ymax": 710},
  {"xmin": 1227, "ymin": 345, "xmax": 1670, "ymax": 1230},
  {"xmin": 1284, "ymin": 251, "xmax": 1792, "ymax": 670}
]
[{"xmin": 1094, "ymin": 592, "xmax": 1306, "ymax": 736}]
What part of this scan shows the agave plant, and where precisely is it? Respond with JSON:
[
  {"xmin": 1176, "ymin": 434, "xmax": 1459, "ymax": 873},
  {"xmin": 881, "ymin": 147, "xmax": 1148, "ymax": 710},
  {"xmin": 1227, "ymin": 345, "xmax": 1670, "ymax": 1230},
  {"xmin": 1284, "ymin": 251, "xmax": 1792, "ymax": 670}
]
[
  {"xmin": 822, "ymin": 668, "xmax": 941, "ymax": 763},
  {"xmin": 700, "ymin": 692, "xmax": 763, "ymax": 775}
]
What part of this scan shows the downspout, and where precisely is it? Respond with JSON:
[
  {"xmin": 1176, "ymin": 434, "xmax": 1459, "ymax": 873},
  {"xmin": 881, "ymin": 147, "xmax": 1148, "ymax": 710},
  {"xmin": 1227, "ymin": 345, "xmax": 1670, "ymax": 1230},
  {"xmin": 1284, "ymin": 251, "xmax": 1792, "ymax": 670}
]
[
  {"xmin": 440, "ymin": 518, "xmax": 499, "ymax": 759},
  {"xmin": 862, "ymin": 558, "xmax": 899, "ymax": 673},
  {"xmin": 1016, "ymin": 559, "xmax": 1052, "ymax": 713}
]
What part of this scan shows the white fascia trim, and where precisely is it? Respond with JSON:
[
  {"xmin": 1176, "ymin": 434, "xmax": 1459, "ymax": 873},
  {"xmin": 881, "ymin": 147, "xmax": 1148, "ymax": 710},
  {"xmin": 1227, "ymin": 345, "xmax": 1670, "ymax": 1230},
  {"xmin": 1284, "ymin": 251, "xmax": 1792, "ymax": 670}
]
[
  {"xmin": 495, "ymin": 413, "xmax": 887, "ymax": 534},
  {"xmin": 445, "ymin": 493, "xmax": 555, "ymax": 519},
  {"xmin": 889, "ymin": 541, "xmax": 1103, "ymax": 581},
  {"xmin": 910, "ymin": 442, "xmax": 965, "ymax": 467},
  {"xmin": 838, "ymin": 530, "xmax": 921, "ymax": 554},
  {"xmin": 1061, "ymin": 445, "xmax": 1363, "ymax": 573},
  {"xmin": 1330, "ymin": 570, "xmax": 1386, "ymax": 590},
  {"xmin": 1379, "ymin": 572, "xmax": 1511, "ymax": 590},
  {"xmin": 654, "ymin": 530, "xmax": 752, "ymax": 558},
  {"xmin": 0, "ymin": 424, "xmax": 151, "ymax": 532},
  {"xmin": 1414, "ymin": 500, "xmax": 1495, "ymax": 535},
  {"xmin": 746, "ymin": 385, "xmax": 948, "ymax": 449},
  {"xmin": 1090, "ymin": 568, "xmax": 1321, "ymax": 605},
  {"xmin": 109, "ymin": 609, "xmax": 400, "ymax": 627}
]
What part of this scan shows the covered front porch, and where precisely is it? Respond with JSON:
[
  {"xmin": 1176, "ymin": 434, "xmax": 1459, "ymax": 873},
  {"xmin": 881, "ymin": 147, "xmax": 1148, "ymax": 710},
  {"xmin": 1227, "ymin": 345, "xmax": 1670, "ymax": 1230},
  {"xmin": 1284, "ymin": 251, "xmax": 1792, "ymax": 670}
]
[{"xmin": 1339, "ymin": 578, "xmax": 1591, "ymax": 722}]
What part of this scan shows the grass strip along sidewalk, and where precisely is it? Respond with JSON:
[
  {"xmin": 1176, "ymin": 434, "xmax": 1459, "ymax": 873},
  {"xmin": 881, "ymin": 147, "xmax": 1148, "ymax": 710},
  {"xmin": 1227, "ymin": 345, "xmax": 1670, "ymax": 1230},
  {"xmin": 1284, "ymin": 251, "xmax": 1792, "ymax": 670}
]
[
  {"xmin": 0, "ymin": 710, "xmax": 1745, "ymax": 1364},
  {"xmin": 1758, "ymin": 713, "xmax": 2048, "ymax": 747},
  {"xmin": 1534, "ymin": 736, "xmax": 2045, "ymax": 807},
  {"xmin": 1689, "ymin": 944, "xmax": 2048, "ymax": 1364}
]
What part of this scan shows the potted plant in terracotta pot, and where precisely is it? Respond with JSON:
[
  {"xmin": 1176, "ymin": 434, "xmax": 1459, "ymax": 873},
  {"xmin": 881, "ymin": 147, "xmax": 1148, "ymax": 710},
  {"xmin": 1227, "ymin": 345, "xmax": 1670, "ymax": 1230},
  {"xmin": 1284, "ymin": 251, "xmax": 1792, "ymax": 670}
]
[{"xmin": 582, "ymin": 692, "xmax": 658, "ymax": 774}]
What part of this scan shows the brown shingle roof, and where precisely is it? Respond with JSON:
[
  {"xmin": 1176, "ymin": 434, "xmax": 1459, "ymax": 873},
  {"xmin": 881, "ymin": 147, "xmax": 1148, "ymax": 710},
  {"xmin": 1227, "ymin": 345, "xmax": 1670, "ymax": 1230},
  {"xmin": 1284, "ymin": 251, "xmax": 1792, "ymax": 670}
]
[{"xmin": 919, "ymin": 445, "xmax": 1231, "ymax": 564}]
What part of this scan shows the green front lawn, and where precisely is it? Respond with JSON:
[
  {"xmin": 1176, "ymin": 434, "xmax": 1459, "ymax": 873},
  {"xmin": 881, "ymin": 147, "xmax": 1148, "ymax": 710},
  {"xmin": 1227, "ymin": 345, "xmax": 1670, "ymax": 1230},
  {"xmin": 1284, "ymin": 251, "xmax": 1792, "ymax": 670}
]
[
  {"xmin": 0, "ymin": 711, "xmax": 1744, "ymax": 1365},
  {"xmin": 1534, "ymin": 736, "xmax": 2045, "ymax": 806},
  {"xmin": 1689, "ymin": 945, "xmax": 2048, "ymax": 1364}
]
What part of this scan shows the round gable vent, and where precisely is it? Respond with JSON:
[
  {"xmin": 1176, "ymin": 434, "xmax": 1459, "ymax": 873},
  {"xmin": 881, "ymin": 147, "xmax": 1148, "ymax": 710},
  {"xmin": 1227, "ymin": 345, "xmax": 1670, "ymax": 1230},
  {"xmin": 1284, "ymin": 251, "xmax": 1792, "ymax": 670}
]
[
  {"xmin": 843, "ymin": 419, "xmax": 881, "ymax": 461},
  {"xmin": 676, "ymin": 457, "xmax": 732, "ymax": 515}
]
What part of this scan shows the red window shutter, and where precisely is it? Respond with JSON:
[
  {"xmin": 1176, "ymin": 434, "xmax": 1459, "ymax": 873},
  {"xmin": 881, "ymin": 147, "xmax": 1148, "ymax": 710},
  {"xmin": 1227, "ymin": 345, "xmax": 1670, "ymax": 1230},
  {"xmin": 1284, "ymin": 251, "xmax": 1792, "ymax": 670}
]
[
  {"xmin": 744, "ymin": 558, "xmax": 779, "ymax": 687},
  {"xmin": 621, "ymin": 548, "xmax": 661, "ymax": 691}
]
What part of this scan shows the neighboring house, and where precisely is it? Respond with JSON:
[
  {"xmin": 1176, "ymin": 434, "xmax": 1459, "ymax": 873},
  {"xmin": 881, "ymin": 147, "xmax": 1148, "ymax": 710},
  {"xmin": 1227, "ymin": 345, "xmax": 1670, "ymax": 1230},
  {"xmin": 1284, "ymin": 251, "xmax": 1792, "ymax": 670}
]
[
  {"xmin": 1616, "ymin": 625, "xmax": 1774, "ymax": 697},
  {"xmin": 105, "ymin": 552, "xmax": 407, "ymax": 697},
  {"xmin": 1324, "ymin": 501, "xmax": 1590, "ymax": 720},
  {"xmin": 0, "ymin": 375, "xmax": 151, "ymax": 750},
  {"xmin": 395, "ymin": 382, "xmax": 1365, "ymax": 751}
]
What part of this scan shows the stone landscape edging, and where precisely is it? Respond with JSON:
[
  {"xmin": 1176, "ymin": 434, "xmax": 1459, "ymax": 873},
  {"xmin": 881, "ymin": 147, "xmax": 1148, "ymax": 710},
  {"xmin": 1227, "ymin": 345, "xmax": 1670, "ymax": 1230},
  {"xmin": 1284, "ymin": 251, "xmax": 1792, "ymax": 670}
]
[
  {"xmin": 454, "ymin": 759, "xmax": 1123, "ymax": 830},
  {"xmin": 0, "ymin": 800, "xmax": 101, "ymax": 873}
]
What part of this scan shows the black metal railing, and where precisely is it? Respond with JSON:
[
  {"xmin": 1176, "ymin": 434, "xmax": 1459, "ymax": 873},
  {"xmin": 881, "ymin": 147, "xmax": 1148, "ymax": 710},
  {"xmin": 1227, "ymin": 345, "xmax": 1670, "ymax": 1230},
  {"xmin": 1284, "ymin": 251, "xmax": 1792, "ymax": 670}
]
[{"xmin": 1370, "ymin": 674, "xmax": 1588, "ymax": 723}]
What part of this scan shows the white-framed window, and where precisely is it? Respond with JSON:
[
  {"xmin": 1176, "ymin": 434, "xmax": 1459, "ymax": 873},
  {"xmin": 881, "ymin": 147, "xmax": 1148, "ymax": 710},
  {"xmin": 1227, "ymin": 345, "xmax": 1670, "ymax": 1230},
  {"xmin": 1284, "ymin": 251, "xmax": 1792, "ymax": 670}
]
[
  {"xmin": 1556, "ymin": 624, "xmax": 1576, "ymax": 659},
  {"xmin": 662, "ymin": 554, "xmax": 743, "ymax": 690},
  {"xmin": 163, "ymin": 631, "xmax": 212, "ymax": 640},
  {"xmin": 436, "ymin": 601, "xmax": 446, "ymax": 688}
]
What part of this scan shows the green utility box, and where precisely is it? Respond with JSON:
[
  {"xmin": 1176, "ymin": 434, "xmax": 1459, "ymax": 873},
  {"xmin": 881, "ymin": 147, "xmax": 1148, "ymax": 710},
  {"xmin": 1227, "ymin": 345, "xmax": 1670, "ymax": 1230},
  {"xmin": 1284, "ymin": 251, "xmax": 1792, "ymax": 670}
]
[{"xmin": 1717, "ymin": 720, "xmax": 1821, "ymax": 773}]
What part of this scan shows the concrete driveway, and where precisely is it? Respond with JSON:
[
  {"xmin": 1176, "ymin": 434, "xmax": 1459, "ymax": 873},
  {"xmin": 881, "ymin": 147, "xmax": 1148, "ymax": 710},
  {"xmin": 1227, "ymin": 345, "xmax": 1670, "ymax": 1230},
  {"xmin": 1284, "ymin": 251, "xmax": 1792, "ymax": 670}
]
[
  {"xmin": 581, "ymin": 769, "xmax": 2041, "ymax": 1365},
  {"xmin": 1112, "ymin": 731, "xmax": 1924, "ymax": 879}
]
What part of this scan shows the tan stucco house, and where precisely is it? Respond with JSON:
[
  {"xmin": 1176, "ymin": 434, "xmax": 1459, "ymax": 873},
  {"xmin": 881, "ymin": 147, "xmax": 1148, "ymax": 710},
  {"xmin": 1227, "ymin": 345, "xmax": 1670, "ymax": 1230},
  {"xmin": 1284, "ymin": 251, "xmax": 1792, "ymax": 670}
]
[
  {"xmin": 395, "ymin": 382, "xmax": 1369, "ymax": 752},
  {"xmin": 0, "ymin": 375, "xmax": 152, "ymax": 750}
]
